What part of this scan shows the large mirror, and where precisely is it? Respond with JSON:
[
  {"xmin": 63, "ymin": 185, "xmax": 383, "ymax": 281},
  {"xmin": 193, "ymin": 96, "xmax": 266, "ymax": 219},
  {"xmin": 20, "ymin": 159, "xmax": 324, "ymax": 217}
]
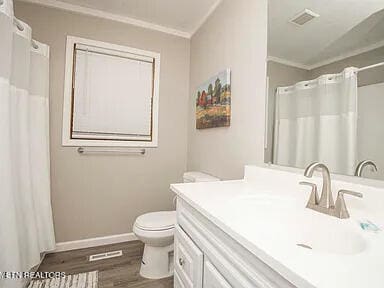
[{"xmin": 265, "ymin": 1, "xmax": 384, "ymax": 180}]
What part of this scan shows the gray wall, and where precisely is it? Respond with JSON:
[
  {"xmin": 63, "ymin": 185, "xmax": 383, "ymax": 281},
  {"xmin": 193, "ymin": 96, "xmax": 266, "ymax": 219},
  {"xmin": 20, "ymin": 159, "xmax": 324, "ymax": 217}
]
[
  {"xmin": 187, "ymin": 0, "xmax": 268, "ymax": 180},
  {"xmin": 15, "ymin": 2, "xmax": 190, "ymax": 242},
  {"xmin": 358, "ymin": 83, "xmax": 384, "ymax": 180}
]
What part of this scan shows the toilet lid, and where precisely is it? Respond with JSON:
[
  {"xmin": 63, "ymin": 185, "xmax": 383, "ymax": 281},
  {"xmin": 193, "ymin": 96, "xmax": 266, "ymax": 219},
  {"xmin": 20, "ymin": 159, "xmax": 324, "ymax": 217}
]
[{"xmin": 135, "ymin": 211, "xmax": 176, "ymax": 231}]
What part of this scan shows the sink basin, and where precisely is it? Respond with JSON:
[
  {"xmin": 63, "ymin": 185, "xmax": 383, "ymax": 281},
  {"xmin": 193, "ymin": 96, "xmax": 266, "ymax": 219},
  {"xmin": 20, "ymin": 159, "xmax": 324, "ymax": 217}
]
[{"xmin": 220, "ymin": 195, "xmax": 366, "ymax": 255}]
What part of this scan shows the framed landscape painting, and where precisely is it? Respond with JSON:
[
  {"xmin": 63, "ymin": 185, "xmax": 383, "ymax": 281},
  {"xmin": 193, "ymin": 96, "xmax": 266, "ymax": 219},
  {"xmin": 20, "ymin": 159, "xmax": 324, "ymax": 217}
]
[{"xmin": 196, "ymin": 69, "xmax": 231, "ymax": 129}]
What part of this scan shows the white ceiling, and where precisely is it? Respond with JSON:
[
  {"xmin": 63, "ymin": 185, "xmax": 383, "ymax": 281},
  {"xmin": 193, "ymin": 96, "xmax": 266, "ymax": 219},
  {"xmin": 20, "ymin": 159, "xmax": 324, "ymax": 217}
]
[
  {"xmin": 268, "ymin": 0, "xmax": 384, "ymax": 68},
  {"xmin": 30, "ymin": 0, "xmax": 221, "ymax": 37}
]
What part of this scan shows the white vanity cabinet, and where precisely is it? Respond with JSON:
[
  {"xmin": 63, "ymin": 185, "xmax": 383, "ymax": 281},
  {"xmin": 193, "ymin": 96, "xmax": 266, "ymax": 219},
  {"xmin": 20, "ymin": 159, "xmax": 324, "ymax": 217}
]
[
  {"xmin": 174, "ymin": 198, "xmax": 296, "ymax": 288},
  {"xmin": 174, "ymin": 225, "xmax": 203, "ymax": 287},
  {"xmin": 203, "ymin": 260, "xmax": 232, "ymax": 288}
]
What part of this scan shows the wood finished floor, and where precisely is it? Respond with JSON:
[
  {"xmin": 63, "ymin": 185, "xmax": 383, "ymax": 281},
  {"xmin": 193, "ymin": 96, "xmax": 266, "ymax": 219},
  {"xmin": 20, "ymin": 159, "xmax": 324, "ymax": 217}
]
[{"xmin": 38, "ymin": 241, "xmax": 173, "ymax": 288}]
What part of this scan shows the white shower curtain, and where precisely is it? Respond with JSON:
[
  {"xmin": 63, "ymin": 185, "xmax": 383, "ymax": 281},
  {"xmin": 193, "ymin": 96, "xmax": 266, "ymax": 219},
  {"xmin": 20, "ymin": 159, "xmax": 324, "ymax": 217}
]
[
  {"xmin": 0, "ymin": 1, "xmax": 55, "ymax": 287},
  {"xmin": 273, "ymin": 67, "xmax": 358, "ymax": 175}
]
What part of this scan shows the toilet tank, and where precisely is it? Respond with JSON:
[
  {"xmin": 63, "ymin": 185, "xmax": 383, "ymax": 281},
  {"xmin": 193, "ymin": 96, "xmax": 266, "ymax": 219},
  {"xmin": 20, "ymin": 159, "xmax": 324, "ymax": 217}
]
[{"xmin": 183, "ymin": 171, "xmax": 220, "ymax": 183}]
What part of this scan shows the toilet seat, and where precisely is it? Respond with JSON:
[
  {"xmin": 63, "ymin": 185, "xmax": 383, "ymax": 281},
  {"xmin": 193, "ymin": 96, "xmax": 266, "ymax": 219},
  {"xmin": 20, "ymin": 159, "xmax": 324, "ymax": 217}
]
[
  {"xmin": 133, "ymin": 225, "xmax": 174, "ymax": 243},
  {"xmin": 133, "ymin": 212, "xmax": 175, "ymax": 248},
  {"xmin": 135, "ymin": 211, "xmax": 176, "ymax": 231}
]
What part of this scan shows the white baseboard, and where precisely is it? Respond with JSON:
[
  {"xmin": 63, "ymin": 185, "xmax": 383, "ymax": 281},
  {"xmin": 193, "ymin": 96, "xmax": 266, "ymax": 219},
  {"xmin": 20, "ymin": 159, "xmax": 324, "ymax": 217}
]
[{"xmin": 51, "ymin": 232, "xmax": 138, "ymax": 253}]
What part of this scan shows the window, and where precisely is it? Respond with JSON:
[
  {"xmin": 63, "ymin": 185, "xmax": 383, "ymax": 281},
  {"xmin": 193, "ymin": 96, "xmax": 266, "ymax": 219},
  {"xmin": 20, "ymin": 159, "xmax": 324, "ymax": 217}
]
[{"xmin": 62, "ymin": 36, "xmax": 160, "ymax": 147}]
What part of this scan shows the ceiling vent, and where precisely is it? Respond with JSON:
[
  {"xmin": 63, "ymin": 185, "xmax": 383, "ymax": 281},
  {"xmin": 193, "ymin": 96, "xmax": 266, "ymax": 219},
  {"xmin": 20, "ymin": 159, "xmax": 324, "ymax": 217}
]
[{"xmin": 289, "ymin": 9, "xmax": 319, "ymax": 26}]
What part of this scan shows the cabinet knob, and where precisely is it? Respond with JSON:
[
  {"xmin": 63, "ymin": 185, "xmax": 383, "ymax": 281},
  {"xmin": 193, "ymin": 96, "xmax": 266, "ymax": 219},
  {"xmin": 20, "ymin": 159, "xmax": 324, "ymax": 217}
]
[{"xmin": 178, "ymin": 257, "xmax": 185, "ymax": 266}]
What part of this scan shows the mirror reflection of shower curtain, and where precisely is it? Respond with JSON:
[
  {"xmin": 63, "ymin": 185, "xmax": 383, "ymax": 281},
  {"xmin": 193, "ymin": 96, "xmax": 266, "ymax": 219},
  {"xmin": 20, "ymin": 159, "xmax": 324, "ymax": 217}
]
[
  {"xmin": 0, "ymin": 1, "xmax": 55, "ymax": 287},
  {"xmin": 273, "ymin": 67, "xmax": 358, "ymax": 175}
]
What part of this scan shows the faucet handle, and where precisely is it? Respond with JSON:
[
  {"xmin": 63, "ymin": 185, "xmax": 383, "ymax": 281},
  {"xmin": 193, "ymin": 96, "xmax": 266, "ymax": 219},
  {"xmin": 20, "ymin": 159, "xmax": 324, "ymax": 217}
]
[
  {"xmin": 335, "ymin": 190, "xmax": 363, "ymax": 219},
  {"xmin": 338, "ymin": 190, "xmax": 363, "ymax": 198},
  {"xmin": 299, "ymin": 181, "xmax": 319, "ymax": 206}
]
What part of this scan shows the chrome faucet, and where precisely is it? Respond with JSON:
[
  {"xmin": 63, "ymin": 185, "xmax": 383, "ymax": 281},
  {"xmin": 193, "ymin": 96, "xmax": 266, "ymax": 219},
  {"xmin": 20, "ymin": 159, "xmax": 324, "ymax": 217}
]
[
  {"xmin": 355, "ymin": 160, "xmax": 378, "ymax": 177},
  {"xmin": 300, "ymin": 162, "xmax": 363, "ymax": 219}
]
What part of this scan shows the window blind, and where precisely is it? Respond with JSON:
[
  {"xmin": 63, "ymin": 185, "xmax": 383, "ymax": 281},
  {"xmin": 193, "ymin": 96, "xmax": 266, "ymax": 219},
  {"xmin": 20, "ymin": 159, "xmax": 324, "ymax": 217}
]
[{"xmin": 71, "ymin": 44, "xmax": 154, "ymax": 141}]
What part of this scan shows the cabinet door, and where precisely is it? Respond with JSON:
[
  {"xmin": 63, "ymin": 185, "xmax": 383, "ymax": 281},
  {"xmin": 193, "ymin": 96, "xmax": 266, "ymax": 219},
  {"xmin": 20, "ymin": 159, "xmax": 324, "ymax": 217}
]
[
  {"xmin": 174, "ymin": 272, "xmax": 186, "ymax": 288},
  {"xmin": 174, "ymin": 225, "xmax": 204, "ymax": 288},
  {"xmin": 204, "ymin": 260, "xmax": 232, "ymax": 288}
]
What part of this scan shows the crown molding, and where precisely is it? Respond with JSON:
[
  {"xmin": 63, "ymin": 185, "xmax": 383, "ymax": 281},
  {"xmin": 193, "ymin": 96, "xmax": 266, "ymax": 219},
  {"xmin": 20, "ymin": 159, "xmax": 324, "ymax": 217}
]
[
  {"xmin": 307, "ymin": 39, "xmax": 384, "ymax": 70},
  {"xmin": 190, "ymin": 0, "xmax": 223, "ymax": 36},
  {"xmin": 17, "ymin": 0, "xmax": 192, "ymax": 38},
  {"xmin": 269, "ymin": 40, "xmax": 384, "ymax": 71},
  {"xmin": 267, "ymin": 56, "xmax": 311, "ymax": 70}
]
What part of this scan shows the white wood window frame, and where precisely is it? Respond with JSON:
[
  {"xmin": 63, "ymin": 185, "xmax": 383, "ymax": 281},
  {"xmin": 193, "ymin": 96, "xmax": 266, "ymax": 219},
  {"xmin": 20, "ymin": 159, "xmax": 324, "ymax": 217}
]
[{"xmin": 62, "ymin": 36, "xmax": 160, "ymax": 147}]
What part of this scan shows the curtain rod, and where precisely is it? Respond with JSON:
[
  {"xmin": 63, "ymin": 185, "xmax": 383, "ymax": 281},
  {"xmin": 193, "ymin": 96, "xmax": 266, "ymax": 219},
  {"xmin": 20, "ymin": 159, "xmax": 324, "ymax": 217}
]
[
  {"xmin": 357, "ymin": 62, "xmax": 384, "ymax": 72},
  {"xmin": 276, "ymin": 62, "xmax": 384, "ymax": 91}
]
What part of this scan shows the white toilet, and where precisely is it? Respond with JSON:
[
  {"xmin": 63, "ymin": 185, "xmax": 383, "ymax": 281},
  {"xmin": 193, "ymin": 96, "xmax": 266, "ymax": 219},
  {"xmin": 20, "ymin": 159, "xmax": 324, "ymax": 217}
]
[{"xmin": 133, "ymin": 171, "xmax": 220, "ymax": 279}]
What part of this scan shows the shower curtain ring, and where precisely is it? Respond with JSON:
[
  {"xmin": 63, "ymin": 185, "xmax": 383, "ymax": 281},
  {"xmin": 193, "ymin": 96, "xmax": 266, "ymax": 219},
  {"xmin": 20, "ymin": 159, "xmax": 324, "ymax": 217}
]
[
  {"xmin": 13, "ymin": 18, "xmax": 24, "ymax": 31},
  {"xmin": 32, "ymin": 40, "xmax": 39, "ymax": 49}
]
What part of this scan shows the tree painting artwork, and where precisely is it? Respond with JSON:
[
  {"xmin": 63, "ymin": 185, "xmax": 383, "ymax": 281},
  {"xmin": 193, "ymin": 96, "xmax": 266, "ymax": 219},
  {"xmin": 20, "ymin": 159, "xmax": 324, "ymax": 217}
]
[{"xmin": 196, "ymin": 69, "xmax": 231, "ymax": 129}]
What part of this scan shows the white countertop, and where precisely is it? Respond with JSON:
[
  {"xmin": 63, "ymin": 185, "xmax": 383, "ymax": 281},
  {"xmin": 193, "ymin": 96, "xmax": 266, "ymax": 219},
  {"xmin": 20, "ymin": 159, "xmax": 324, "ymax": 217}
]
[{"xmin": 171, "ymin": 166, "xmax": 384, "ymax": 288}]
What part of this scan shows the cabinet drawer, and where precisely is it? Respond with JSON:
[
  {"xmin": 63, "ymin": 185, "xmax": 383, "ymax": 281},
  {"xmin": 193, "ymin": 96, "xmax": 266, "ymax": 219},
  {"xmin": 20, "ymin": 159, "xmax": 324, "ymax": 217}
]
[
  {"xmin": 174, "ymin": 225, "xmax": 203, "ymax": 288},
  {"xmin": 204, "ymin": 260, "xmax": 232, "ymax": 288}
]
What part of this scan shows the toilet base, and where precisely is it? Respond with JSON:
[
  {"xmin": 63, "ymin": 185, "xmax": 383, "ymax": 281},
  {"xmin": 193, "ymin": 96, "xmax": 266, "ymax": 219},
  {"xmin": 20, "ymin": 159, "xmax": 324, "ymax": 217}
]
[{"xmin": 140, "ymin": 243, "xmax": 174, "ymax": 279}]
